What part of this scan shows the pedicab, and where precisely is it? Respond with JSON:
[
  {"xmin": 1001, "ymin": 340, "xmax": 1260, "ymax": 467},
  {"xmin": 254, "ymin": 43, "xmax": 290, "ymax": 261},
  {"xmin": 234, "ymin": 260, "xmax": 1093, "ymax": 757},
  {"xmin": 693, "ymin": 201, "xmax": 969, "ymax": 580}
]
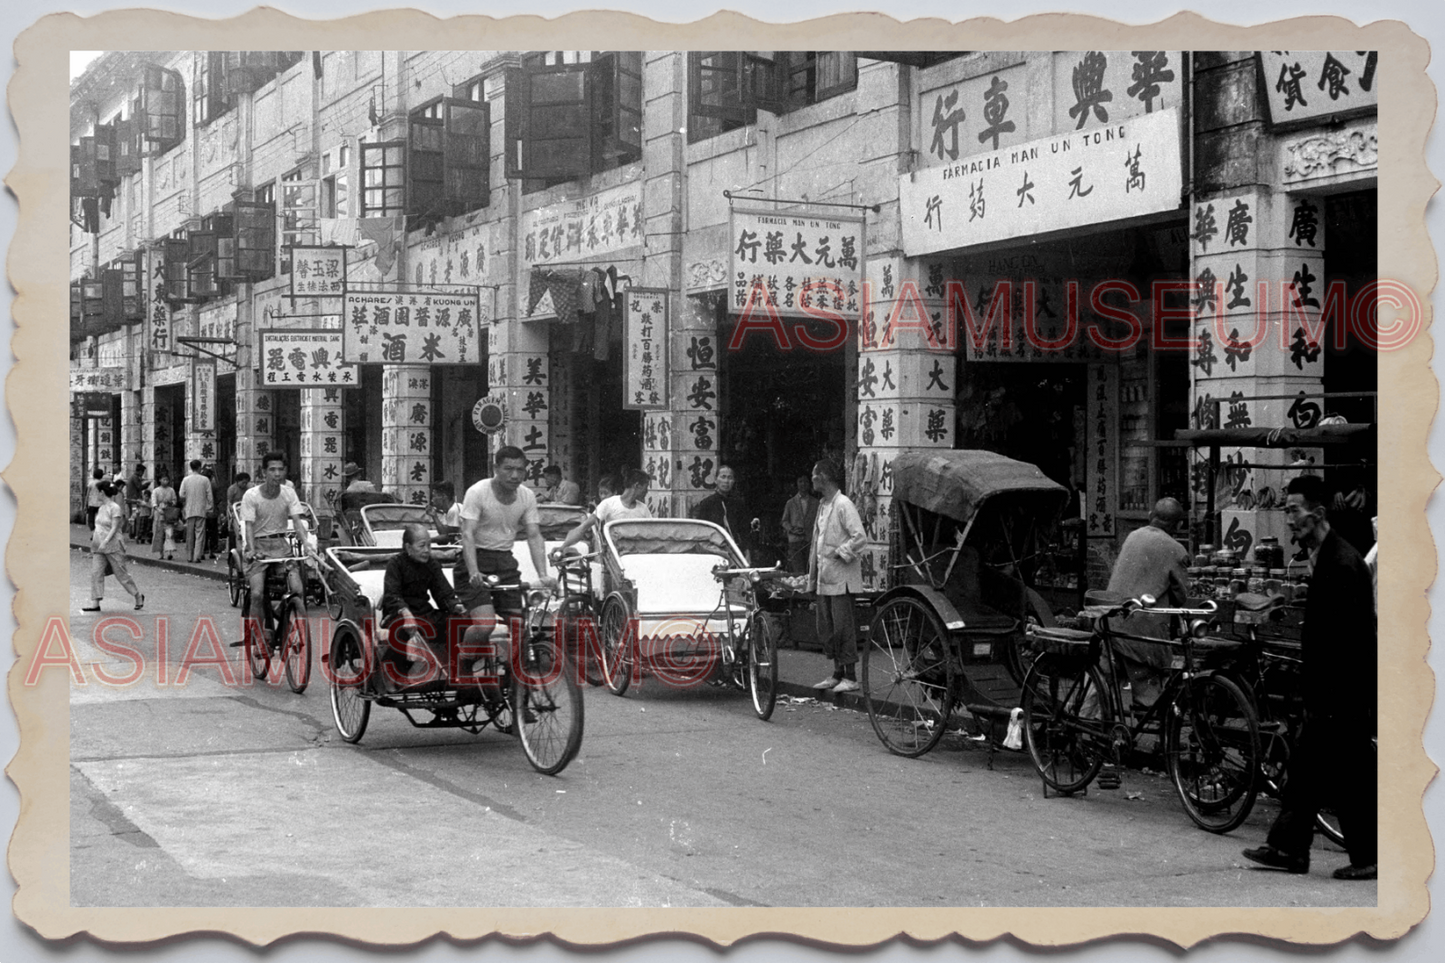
[
  {"xmin": 593, "ymin": 517, "xmax": 788, "ymax": 720},
  {"xmin": 861, "ymin": 449, "xmax": 1070, "ymax": 756},
  {"xmin": 320, "ymin": 541, "xmax": 585, "ymax": 775}
]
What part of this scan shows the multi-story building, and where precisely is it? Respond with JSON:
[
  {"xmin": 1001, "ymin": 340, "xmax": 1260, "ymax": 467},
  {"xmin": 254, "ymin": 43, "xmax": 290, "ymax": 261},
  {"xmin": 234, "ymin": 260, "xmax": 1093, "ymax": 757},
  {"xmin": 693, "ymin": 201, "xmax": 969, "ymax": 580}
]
[{"xmin": 69, "ymin": 50, "xmax": 1377, "ymax": 595}]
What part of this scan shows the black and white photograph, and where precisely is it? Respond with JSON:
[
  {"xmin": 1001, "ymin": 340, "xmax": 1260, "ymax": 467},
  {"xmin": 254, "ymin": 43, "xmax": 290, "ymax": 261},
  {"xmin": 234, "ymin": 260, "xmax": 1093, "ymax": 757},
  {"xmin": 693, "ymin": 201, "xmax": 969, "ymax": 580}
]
[{"xmin": 4, "ymin": 1, "xmax": 1440, "ymax": 958}]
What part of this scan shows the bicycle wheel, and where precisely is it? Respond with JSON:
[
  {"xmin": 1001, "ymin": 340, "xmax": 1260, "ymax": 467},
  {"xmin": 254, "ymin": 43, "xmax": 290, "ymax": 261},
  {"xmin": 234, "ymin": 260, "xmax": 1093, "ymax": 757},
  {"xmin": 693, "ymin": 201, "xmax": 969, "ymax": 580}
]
[
  {"xmin": 746, "ymin": 611, "xmax": 779, "ymax": 722},
  {"xmin": 1166, "ymin": 673, "xmax": 1261, "ymax": 834},
  {"xmin": 599, "ymin": 593, "xmax": 634, "ymax": 697},
  {"xmin": 860, "ymin": 596, "xmax": 957, "ymax": 757},
  {"xmin": 559, "ymin": 597, "xmax": 605, "ymax": 688},
  {"xmin": 243, "ymin": 592, "xmax": 271, "ymax": 681},
  {"xmin": 227, "ymin": 551, "xmax": 242, "ymax": 607},
  {"xmin": 328, "ymin": 625, "xmax": 370, "ymax": 743},
  {"xmin": 514, "ymin": 639, "xmax": 584, "ymax": 775},
  {"xmin": 1021, "ymin": 655, "xmax": 1112, "ymax": 794},
  {"xmin": 282, "ymin": 595, "xmax": 312, "ymax": 694}
]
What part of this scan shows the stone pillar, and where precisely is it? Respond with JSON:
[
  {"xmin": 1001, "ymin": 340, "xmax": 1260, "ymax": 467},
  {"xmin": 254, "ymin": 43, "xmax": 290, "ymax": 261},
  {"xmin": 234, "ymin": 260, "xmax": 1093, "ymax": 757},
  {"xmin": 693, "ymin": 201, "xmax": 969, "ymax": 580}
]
[
  {"xmin": 299, "ymin": 386, "xmax": 345, "ymax": 507},
  {"xmin": 855, "ymin": 255, "xmax": 958, "ymax": 593},
  {"xmin": 495, "ymin": 320, "xmax": 549, "ymax": 486},
  {"xmin": 235, "ymin": 365, "xmax": 275, "ymax": 476},
  {"xmin": 381, "ymin": 364, "xmax": 431, "ymax": 507},
  {"xmin": 673, "ymin": 294, "xmax": 720, "ymax": 518},
  {"xmin": 120, "ymin": 389, "xmax": 142, "ymax": 471},
  {"xmin": 1188, "ymin": 188, "xmax": 1326, "ymax": 560}
]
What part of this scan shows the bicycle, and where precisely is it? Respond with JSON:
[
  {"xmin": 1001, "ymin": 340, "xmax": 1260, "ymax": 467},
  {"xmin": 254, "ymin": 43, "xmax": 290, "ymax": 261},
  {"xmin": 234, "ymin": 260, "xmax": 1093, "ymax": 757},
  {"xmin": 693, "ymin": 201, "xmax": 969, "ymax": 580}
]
[
  {"xmin": 705, "ymin": 563, "xmax": 785, "ymax": 721},
  {"xmin": 549, "ymin": 549, "xmax": 605, "ymax": 687},
  {"xmin": 238, "ymin": 539, "xmax": 313, "ymax": 695},
  {"xmin": 1022, "ymin": 594, "xmax": 1262, "ymax": 834}
]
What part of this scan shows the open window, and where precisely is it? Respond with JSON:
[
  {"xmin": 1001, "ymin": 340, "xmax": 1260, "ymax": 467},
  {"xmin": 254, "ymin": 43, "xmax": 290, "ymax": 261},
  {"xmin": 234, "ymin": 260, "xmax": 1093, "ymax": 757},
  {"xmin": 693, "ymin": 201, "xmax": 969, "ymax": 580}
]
[
  {"xmin": 114, "ymin": 101, "xmax": 144, "ymax": 178},
  {"xmin": 232, "ymin": 190, "xmax": 277, "ymax": 280},
  {"xmin": 687, "ymin": 51, "xmax": 858, "ymax": 143},
  {"xmin": 406, "ymin": 96, "xmax": 491, "ymax": 229},
  {"xmin": 222, "ymin": 51, "xmax": 304, "ymax": 96},
  {"xmin": 159, "ymin": 234, "xmax": 194, "ymax": 305},
  {"xmin": 194, "ymin": 51, "xmax": 232, "ymax": 127},
  {"xmin": 504, "ymin": 51, "xmax": 643, "ymax": 187},
  {"xmin": 70, "ymin": 278, "xmax": 105, "ymax": 341},
  {"xmin": 186, "ymin": 215, "xmax": 228, "ymax": 300},
  {"xmin": 359, "ymin": 140, "xmax": 406, "ymax": 217},
  {"xmin": 140, "ymin": 64, "xmax": 185, "ymax": 154},
  {"xmin": 277, "ymin": 174, "xmax": 316, "ymax": 275}
]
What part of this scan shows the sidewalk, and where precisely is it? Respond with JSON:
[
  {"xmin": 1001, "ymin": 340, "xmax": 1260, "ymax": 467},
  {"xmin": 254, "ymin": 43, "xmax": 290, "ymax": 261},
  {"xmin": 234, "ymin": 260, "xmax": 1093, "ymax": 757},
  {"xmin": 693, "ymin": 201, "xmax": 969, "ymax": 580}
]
[{"xmin": 70, "ymin": 522, "xmax": 869, "ymax": 709}]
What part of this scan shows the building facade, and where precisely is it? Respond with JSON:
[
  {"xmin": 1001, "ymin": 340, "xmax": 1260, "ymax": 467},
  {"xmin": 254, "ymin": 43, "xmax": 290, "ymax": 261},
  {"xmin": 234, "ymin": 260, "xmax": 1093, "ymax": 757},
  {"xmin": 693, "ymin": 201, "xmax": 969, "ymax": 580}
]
[{"xmin": 69, "ymin": 50, "xmax": 1377, "ymax": 595}]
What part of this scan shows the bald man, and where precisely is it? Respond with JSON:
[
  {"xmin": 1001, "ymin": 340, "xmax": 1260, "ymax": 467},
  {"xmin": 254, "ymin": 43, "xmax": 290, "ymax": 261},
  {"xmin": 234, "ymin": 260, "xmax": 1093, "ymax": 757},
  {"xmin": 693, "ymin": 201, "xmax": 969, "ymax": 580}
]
[{"xmin": 1104, "ymin": 497, "xmax": 1191, "ymax": 705}]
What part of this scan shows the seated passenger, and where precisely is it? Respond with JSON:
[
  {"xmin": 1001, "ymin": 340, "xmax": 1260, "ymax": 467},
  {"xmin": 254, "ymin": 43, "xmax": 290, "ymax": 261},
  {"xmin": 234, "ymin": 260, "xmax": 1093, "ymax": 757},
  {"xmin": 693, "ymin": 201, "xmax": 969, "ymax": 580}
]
[{"xmin": 380, "ymin": 523, "xmax": 465, "ymax": 687}]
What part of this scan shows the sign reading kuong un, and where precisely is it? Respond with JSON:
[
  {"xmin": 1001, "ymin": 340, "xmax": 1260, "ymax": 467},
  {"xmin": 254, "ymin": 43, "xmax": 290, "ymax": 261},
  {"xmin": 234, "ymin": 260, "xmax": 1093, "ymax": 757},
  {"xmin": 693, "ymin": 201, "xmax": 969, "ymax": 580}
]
[
  {"xmin": 341, "ymin": 290, "xmax": 481, "ymax": 365},
  {"xmin": 729, "ymin": 209, "xmax": 866, "ymax": 319},
  {"xmin": 900, "ymin": 108, "xmax": 1183, "ymax": 256}
]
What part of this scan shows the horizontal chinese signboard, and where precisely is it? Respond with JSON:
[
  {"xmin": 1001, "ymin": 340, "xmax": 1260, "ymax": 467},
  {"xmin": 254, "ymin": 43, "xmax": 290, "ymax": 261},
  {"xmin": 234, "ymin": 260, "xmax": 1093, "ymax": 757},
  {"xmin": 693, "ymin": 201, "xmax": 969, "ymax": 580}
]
[
  {"xmin": 1259, "ymin": 51, "xmax": 1378, "ymax": 128},
  {"xmin": 729, "ymin": 208, "xmax": 866, "ymax": 319},
  {"xmin": 623, "ymin": 288, "xmax": 668, "ymax": 411},
  {"xmin": 69, "ymin": 366, "xmax": 128, "ymax": 392},
  {"xmin": 900, "ymin": 108, "xmax": 1183, "ymax": 256},
  {"xmin": 522, "ymin": 180, "xmax": 643, "ymax": 270},
  {"xmin": 191, "ymin": 360, "xmax": 216, "ymax": 433},
  {"xmin": 259, "ymin": 329, "xmax": 358, "ymax": 387},
  {"xmin": 288, "ymin": 246, "xmax": 347, "ymax": 298},
  {"xmin": 341, "ymin": 289, "xmax": 481, "ymax": 365}
]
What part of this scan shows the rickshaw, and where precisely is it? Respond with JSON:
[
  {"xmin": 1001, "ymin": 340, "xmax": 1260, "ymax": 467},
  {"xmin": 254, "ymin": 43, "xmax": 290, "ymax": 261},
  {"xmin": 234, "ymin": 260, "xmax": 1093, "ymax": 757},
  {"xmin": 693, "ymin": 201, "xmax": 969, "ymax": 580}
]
[
  {"xmin": 861, "ymin": 449, "xmax": 1069, "ymax": 756},
  {"xmin": 594, "ymin": 518, "xmax": 787, "ymax": 720},
  {"xmin": 226, "ymin": 500, "xmax": 324, "ymax": 608},
  {"xmin": 320, "ymin": 543, "xmax": 584, "ymax": 775}
]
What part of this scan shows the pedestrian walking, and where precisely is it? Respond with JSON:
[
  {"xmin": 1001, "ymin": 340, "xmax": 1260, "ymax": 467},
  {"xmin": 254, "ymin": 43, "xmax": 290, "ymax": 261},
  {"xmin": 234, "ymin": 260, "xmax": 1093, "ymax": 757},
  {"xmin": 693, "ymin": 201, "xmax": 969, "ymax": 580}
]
[
  {"xmin": 806, "ymin": 458, "xmax": 867, "ymax": 693},
  {"xmin": 1242, "ymin": 474, "xmax": 1377, "ymax": 880},
  {"xmin": 82, "ymin": 481, "xmax": 144, "ymax": 612},
  {"xmin": 179, "ymin": 459, "xmax": 213, "ymax": 563},
  {"xmin": 150, "ymin": 474, "xmax": 178, "ymax": 559}
]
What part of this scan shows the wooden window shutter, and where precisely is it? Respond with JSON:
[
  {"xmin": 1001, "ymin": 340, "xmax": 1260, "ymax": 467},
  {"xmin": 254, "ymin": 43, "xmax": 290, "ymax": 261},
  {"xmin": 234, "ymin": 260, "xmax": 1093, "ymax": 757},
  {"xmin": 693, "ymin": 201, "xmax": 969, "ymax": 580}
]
[
  {"xmin": 142, "ymin": 64, "xmax": 185, "ymax": 149},
  {"xmin": 74, "ymin": 137, "xmax": 100, "ymax": 197},
  {"xmin": 114, "ymin": 115, "xmax": 142, "ymax": 177},
  {"xmin": 101, "ymin": 269, "xmax": 125, "ymax": 329},
  {"xmin": 506, "ymin": 61, "xmax": 591, "ymax": 180},
  {"xmin": 443, "ymin": 96, "xmax": 491, "ymax": 213},
  {"xmin": 359, "ymin": 140, "xmax": 406, "ymax": 217},
  {"xmin": 161, "ymin": 236, "xmax": 192, "ymax": 303},
  {"xmin": 406, "ymin": 105, "xmax": 445, "ymax": 223},
  {"xmin": 592, "ymin": 52, "xmax": 642, "ymax": 168},
  {"xmin": 232, "ymin": 194, "xmax": 276, "ymax": 280}
]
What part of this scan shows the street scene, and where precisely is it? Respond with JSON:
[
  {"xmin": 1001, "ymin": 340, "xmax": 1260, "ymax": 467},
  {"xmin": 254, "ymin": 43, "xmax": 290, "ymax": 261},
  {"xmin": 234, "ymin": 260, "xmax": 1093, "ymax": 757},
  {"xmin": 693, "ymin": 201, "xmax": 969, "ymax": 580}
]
[
  {"xmin": 68, "ymin": 550, "xmax": 1372, "ymax": 908},
  {"xmin": 65, "ymin": 48, "xmax": 1380, "ymax": 913}
]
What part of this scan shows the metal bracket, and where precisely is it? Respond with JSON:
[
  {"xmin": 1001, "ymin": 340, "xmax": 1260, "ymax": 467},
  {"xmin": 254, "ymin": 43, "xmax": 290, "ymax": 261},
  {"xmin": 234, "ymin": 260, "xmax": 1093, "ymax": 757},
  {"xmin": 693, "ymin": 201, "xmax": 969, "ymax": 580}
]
[{"xmin": 173, "ymin": 336, "xmax": 239, "ymax": 369}]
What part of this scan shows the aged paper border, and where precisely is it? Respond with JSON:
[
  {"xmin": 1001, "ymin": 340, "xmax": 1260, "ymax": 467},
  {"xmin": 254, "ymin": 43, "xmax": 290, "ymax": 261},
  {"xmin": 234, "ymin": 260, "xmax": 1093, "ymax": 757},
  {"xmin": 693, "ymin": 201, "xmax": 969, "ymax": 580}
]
[{"xmin": 6, "ymin": 7, "xmax": 1437, "ymax": 950}]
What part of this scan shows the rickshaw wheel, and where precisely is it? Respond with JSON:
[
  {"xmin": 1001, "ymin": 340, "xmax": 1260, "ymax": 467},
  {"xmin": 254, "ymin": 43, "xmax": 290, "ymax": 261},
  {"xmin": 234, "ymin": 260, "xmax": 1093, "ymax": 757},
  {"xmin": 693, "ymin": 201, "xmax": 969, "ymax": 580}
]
[
  {"xmin": 861, "ymin": 596, "xmax": 958, "ymax": 757},
  {"xmin": 558, "ymin": 597, "xmax": 605, "ymax": 687},
  {"xmin": 242, "ymin": 594, "xmax": 271, "ymax": 682},
  {"xmin": 599, "ymin": 593, "xmax": 634, "ymax": 697},
  {"xmin": 1020, "ymin": 656, "xmax": 1112, "ymax": 794},
  {"xmin": 746, "ymin": 611, "xmax": 779, "ymax": 722},
  {"xmin": 1165, "ymin": 673, "xmax": 1260, "ymax": 834},
  {"xmin": 227, "ymin": 551, "xmax": 243, "ymax": 607},
  {"xmin": 328, "ymin": 625, "xmax": 371, "ymax": 744},
  {"xmin": 514, "ymin": 639, "xmax": 584, "ymax": 775},
  {"xmin": 282, "ymin": 595, "xmax": 312, "ymax": 694}
]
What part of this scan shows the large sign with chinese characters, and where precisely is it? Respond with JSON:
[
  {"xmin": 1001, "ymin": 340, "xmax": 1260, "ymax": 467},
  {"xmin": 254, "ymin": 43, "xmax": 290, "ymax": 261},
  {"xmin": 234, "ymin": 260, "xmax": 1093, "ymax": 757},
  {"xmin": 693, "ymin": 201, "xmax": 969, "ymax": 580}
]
[
  {"xmin": 729, "ymin": 209, "xmax": 866, "ymax": 319},
  {"xmin": 521, "ymin": 180, "xmax": 643, "ymax": 269},
  {"xmin": 341, "ymin": 289, "xmax": 481, "ymax": 365},
  {"xmin": 69, "ymin": 367, "xmax": 128, "ymax": 392},
  {"xmin": 1259, "ymin": 51, "xmax": 1378, "ymax": 127},
  {"xmin": 288, "ymin": 246, "xmax": 347, "ymax": 298},
  {"xmin": 259, "ymin": 329, "xmax": 358, "ymax": 387},
  {"xmin": 623, "ymin": 288, "xmax": 668, "ymax": 411},
  {"xmin": 191, "ymin": 361, "xmax": 216, "ymax": 433},
  {"xmin": 900, "ymin": 108, "xmax": 1182, "ymax": 256}
]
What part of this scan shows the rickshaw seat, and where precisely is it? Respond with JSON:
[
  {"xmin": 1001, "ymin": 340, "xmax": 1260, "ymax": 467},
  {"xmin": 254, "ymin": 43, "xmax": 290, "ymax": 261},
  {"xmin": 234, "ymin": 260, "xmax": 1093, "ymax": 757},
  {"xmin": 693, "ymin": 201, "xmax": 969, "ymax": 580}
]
[{"xmin": 619, "ymin": 552, "xmax": 735, "ymax": 615}]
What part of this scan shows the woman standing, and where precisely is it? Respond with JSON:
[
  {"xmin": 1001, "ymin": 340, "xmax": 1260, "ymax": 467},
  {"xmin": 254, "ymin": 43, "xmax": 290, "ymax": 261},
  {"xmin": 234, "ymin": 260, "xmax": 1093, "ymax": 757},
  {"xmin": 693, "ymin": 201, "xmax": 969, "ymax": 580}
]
[
  {"xmin": 150, "ymin": 473, "xmax": 178, "ymax": 559},
  {"xmin": 83, "ymin": 481, "xmax": 144, "ymax": 612}
]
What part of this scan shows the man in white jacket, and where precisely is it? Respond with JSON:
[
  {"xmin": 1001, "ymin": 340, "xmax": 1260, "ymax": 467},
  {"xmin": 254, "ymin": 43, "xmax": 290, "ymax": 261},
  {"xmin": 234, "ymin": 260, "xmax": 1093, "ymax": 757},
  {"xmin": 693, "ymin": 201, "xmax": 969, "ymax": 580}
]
[{"xmin": 806, "ymin": 458, "xmax": 868, "ymax": 693}]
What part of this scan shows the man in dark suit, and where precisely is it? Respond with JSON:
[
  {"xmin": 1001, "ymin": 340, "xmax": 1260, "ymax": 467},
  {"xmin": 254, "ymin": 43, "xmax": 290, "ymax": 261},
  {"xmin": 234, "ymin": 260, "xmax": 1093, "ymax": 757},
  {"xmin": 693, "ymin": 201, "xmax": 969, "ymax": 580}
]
[{"xmin": 1243, "ymin": 474, "xmax": 1377, "ymax": 880}]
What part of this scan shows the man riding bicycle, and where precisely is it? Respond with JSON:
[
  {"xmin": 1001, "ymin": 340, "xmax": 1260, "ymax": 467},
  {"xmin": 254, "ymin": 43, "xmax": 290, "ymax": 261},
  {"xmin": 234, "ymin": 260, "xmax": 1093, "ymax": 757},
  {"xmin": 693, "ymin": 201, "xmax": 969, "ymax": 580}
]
[
  {"xmin": 239, "ymin": 451, "xmax": 314, "ymax": 642},
  {"xmin": 455, "ymin": 446, "xmax": 557, "ymax": 682}
]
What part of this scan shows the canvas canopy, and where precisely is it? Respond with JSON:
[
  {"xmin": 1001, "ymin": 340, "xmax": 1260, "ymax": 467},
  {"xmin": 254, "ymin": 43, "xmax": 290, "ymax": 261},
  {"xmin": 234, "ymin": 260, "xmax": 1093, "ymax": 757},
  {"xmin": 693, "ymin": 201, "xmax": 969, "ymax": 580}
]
[{"xmin": 889, "ymin": 449, "xmax": 1068, "ymax": 525}]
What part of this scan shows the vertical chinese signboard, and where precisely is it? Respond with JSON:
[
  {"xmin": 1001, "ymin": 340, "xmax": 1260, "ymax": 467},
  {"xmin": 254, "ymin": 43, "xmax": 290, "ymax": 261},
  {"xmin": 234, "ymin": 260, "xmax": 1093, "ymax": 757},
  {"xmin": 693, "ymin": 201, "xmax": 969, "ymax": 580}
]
[
  {"xmin": 341, "ymin": 289, "xmax": 481, "ymax": 364},
  {"xmin": 288, "ymin": 246, "xmax": 347, "ymax": 299},
  {"xmin": 259, "ymin": 330, "xmax": 358, "ymax": 386},
  {"xmin": 191, "ymin": 360, "xmax": 216, "ymax": 433},
  {"xmin": 1085, "ymin": 363, "xmax": 1118, "ymax": 537},
  {"xmin": 623, "ymin": 288, "xmax": 668, "ymax": 410},
  {"xmin": 729, "ymin": 208, "xmax": 866, "ymax": 318}
]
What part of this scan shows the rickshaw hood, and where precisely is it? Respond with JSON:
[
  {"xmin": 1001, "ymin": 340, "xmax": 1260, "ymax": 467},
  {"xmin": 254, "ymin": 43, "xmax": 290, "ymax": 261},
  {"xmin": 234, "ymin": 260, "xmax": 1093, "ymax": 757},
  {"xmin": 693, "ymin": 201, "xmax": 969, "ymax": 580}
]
[{"xmin": 889, "ymin": 449, "xmax": 1068, "ymax": 524}]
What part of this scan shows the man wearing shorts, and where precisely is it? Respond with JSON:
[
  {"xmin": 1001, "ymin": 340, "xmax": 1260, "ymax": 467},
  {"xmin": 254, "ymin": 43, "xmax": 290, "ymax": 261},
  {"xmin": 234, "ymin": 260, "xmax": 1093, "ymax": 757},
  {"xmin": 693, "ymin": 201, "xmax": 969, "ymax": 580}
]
[
  {"xmin": 455, "ymin": 446, "xmax": 556, "ymax": 679},
  {"xmin": 239, "ymin": 451, "xmax": 312, "ymax": 640}
]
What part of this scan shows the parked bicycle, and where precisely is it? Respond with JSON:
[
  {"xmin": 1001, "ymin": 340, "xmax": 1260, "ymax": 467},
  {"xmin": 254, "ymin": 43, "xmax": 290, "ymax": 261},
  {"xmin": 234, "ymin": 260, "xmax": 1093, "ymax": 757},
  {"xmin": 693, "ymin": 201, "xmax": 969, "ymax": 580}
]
[{"xmin": 1022, "ymin": 594, "xmax": 1262, "ymax": 833}]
